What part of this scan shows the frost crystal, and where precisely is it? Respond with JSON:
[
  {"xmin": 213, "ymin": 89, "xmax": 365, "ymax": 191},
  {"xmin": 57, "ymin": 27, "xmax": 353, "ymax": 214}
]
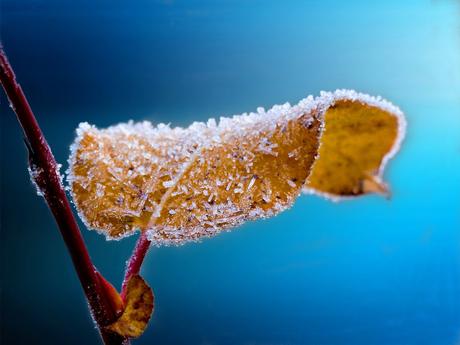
[
  {"xmin": 67, "ymin": 90, "xmax": 405, "ymax": 245},
  {"xmin": 28, "ymin": 164, "xmax": 44, "ymax": 197}
]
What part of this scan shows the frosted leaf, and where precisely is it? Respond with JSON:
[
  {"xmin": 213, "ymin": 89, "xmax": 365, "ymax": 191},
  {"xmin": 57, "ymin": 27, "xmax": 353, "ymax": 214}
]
[{"xmin": 67, "ymin": 89, "xmax": 405, "ymax": 244}]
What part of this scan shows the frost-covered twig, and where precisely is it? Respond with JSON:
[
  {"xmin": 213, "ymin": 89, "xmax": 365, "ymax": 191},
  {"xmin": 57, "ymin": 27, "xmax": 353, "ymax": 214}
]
[{"xmin": 0, "ymin": 45, "xmax": 126, "ymax": 345}]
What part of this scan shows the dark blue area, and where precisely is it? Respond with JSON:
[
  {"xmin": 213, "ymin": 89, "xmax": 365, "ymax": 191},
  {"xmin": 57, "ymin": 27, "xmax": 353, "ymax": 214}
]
[{"xmin": 1, "ymin": 1, "xmax": 459, "ymax": 344}]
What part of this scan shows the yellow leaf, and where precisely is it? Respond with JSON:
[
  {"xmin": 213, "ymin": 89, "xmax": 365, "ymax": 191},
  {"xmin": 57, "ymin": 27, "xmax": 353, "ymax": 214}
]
[
  {"xmin": 305, "ymin": 96, "xmax": 405, "ymax": 199},
  {"xmin": 67, "ymin": 90, "xmax": 405, "ymax": 244},
  {"xmin": 106, "ymin": 275, "xmax": 154, "ymax": 338}
]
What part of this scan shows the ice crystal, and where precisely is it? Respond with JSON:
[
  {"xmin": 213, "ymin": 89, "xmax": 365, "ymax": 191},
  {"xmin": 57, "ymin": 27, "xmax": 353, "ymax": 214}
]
[{"xmin": 28, "ymin": 164, "xmax": 44, "ymax": 197}]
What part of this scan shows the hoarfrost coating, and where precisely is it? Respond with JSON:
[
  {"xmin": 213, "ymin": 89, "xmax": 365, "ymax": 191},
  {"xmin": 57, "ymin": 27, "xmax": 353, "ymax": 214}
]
[{"xmin": 67, "ymin": 90, "xmax": 405, "ymax": 245}]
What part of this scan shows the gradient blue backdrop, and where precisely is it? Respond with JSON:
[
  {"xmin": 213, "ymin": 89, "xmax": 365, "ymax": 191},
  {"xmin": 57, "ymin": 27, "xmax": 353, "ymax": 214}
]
[{"xmin": 1, "ymin": 1, "xmax": 460, "ymax": 344}]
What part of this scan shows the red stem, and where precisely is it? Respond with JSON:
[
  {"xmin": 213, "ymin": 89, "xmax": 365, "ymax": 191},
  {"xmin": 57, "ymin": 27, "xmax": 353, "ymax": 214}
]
[
  {"xmin": 121, "ymin": 231, "xmax": 151, "ymax": 300},
  {"xmin": 0, "ymin": 45, "xmax": 126, "ymax": 345}
]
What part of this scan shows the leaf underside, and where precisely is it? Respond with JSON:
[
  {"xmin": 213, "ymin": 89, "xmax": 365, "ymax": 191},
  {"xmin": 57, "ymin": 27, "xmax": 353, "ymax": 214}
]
[{"xmin": 306, "ymin": 100, "xmax": 399, "ymax": 197}]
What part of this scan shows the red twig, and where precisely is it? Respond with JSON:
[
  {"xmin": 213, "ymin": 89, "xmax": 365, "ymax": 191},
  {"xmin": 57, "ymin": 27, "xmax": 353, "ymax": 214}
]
[
  {"xmin": 0, "ymin": 45, "xmax": 126, "ymax": 345},
  {"xmin": 121, "ymin": 231, "xmax": 151, "ymax": 300}
]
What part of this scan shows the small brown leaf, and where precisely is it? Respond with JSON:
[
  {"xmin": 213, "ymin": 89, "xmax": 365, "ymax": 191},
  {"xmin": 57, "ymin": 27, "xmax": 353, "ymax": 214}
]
[{"xmin": 106, "ymin": 275, "xmax": 154, "ymax": 338}]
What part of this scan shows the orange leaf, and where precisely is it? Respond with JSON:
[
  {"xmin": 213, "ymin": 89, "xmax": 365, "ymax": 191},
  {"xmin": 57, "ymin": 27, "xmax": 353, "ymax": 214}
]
[{"xmin": 68, "ymin": 90, "xmax": 405, "ymax": 244}]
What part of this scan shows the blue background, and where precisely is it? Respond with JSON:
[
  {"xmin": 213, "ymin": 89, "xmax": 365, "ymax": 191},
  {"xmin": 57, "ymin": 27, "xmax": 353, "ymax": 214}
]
[{"xmin": 1, "ymin": 1, "xmax": 460, "ymax": 344}]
